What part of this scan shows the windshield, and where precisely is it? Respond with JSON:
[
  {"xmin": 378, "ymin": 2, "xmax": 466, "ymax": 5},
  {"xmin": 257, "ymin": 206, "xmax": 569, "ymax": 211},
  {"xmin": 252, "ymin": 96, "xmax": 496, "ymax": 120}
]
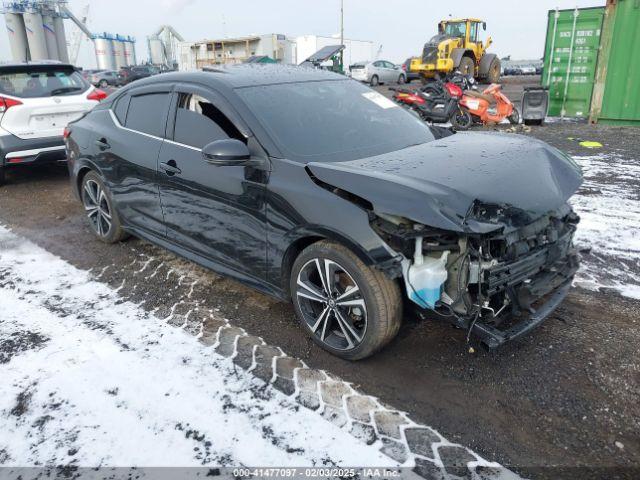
[
  {"xmin": 444, "ymin": 22, "xmax": 467, "ymax": 38},
  {"xmin": 236, "ymin": 80, "xmax": 436, "ymax": 162},
  {"xmin": 0, "ymin": 67, "xmax": 89, "ymax": 98}
]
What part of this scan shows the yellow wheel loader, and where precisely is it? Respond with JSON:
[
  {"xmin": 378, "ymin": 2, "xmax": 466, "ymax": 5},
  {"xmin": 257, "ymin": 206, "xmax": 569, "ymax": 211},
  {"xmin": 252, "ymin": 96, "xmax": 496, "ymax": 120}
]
[{"xmin": 410, "ymin": 19, "xmax": 500, "ymax": 84}]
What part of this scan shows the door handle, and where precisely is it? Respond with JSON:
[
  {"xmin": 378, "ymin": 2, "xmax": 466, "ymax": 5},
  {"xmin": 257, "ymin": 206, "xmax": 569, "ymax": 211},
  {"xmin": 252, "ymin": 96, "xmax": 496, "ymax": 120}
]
[
  {"xmin": 95, "ymin": 138, "xmax": 110, "ymax": 150},
  {"xmin": 160, "ymin": 160, "xmax": 182, "ymax": 176}
]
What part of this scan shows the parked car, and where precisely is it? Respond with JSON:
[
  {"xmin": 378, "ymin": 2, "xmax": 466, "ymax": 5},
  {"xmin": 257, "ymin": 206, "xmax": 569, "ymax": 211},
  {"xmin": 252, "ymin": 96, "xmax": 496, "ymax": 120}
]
[
  {"xmin": 81, "ymin": 68, "xmax": 105, "ymax": 81},
  {"xmin": 118, "ymin": 65, "xmax": 159, "ymax": 85},
  {"xmin": 350, "ymin": 60, "xmax": 405, "ymax": 86},
  {"xmin": 401, "ymin": 58, "xmax": 421, "ymax": 83},
  {"xmin": 0, "ymin": 62, "xmax": 107, "ymax": 185},
  {"xmin": 65, "ymin": 66, "xmax": 582, "ymax": 360},
  {"xmin": 89, "ymin": 70, "xmax": 121, "ymax": 88}
]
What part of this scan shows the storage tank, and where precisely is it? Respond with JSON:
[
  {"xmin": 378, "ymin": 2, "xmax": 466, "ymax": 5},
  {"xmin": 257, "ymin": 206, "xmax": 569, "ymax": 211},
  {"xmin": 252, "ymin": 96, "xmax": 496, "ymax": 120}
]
[
  {"xmin": 112, "ymin": 36, "xmax": 126, "ymax": 70},
  {"xmin": 123, "ymin": 37, "xmax": 137, "ymax": 66},
  {"xmin": 23, "ymin": 8, "xmax": 49, "ymax": 60},
  {"xmin": 4, "ymin": 11, "xmax": 30, "ymax": 62},
  {"xmin": 148, "ymin": 36, "xmax": 165, "ymax": 65},
  {"xmin": 53, "ymin": 14, "xmax": 70, "ymax": 63},
  {"xmin": 93, "ymin": 34, "xmax": 116, "ymax": 70},
  {"xmin": 42, "ymin": 13, "xmax": 60, "ymax": 60}
]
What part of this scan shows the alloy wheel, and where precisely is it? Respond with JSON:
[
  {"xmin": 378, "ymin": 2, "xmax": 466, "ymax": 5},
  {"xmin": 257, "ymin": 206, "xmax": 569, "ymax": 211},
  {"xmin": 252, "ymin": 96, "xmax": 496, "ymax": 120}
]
[
  {"xmin": 82, "ymin": 179, "xmax": 112, "ymax": 238},
  {"xmin": 295, "ymin": 258, "xmax": 367, "ymax": 351}
]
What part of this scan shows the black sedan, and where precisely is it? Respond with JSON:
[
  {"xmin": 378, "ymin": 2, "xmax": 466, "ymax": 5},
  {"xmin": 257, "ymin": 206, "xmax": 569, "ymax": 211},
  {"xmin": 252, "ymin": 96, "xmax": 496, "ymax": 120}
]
[{"xmin": 65, "ymin": 66, "xmax": 582, "ymax": 360}]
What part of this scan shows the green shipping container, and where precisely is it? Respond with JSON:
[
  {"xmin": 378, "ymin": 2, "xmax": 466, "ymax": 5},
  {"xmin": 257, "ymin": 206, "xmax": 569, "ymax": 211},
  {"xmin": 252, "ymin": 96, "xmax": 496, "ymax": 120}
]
[
  {"xmin": 542, "ymin": 7, "xmax": 605, "ymax": 117},
  {"xmin": 592, "ymin": 0, "xmax": 640, "ymax": 125}
]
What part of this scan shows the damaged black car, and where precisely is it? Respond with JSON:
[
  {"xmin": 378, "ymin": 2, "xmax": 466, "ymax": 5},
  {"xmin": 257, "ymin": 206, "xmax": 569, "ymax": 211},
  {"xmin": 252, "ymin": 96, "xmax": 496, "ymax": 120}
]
[{"xmin": 65, "ymin": 65, "xmax": 582, "ymax": 360}]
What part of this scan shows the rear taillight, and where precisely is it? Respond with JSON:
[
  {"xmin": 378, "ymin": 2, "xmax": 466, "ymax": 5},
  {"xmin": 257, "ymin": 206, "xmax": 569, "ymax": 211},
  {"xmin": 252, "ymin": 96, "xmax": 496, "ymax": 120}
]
[
  {"xmin": 444, "ymin": 82, "xmax": 463, "ymax": 98},
  {"xmin": 0, "ymin": 95, "xmax": 23, "ymax": 113},
  {"xmin": 63, "ymin": 127, "xmax": 71, "ymax": 139},
  {"xmin": 87, "ymin": 89, "xmax": 108, "ymax": 102}
]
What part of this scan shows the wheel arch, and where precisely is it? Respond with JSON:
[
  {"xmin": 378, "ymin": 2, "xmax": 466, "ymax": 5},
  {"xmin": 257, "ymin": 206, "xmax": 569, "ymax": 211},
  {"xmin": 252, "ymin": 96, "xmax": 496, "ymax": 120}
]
[
  {"xmin": 73, "ymin": 159, "xmax": 103, "ymax": 199},
  {"xmin": 451, "ymin": 48, "xmax": 475, "ymax": 68},
  {"xmin": 280, "ymin": 228, "xmax": 379, "ymax": 298}
]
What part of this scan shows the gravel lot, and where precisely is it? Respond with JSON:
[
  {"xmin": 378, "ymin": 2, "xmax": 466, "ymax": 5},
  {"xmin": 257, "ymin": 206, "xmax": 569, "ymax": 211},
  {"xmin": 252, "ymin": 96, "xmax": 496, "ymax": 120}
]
[{"xmin": 0, "ymin": 76, "xmax": 638, "ymax": 478}]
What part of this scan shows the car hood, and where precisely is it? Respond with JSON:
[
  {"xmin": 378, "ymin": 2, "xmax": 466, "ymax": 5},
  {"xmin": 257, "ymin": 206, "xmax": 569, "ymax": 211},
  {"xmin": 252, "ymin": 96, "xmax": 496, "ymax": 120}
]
[{"xmin": 306, "ymin": 132, "xmax": 583, "ymax": 233}]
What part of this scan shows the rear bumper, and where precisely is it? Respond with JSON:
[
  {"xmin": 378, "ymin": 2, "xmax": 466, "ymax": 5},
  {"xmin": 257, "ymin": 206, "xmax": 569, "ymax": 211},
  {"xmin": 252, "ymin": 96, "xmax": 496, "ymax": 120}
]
[{"xmin": 0, "ymin": 133, "xmax": 66, "ymax": 167}]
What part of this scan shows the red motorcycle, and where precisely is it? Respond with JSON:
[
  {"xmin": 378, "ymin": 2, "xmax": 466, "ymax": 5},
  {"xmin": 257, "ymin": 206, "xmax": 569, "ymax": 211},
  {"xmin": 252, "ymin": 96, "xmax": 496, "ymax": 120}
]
[{"xmin": 390, "ymin": 80, "xmax": 472, "ymax": 131}]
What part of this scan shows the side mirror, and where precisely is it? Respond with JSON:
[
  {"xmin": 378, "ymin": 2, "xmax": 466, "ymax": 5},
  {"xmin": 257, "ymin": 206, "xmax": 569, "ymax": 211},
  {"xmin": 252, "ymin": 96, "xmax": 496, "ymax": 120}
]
[{"xmin": 202, "ymin": 139, "xmax": 252, "ymax": 166}]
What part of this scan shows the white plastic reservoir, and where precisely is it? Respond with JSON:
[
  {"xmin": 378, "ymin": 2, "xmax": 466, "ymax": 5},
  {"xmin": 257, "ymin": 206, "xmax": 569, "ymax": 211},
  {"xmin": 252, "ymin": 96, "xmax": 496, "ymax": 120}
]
[{"xmin": 405, "ymin": 237, "xmax": 449, "ymax": 309}]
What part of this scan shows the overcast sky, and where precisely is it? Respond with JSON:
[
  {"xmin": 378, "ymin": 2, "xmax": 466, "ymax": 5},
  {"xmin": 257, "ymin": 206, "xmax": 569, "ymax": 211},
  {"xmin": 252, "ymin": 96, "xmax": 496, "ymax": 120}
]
[{"xmin": 1, "ymin": 0, "xmax": 601, "ymax": 68}]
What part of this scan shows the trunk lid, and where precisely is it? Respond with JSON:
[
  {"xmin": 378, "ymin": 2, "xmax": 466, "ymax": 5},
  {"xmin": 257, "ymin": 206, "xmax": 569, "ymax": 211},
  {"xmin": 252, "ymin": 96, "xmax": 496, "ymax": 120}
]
[{"xmin": 1, "ymin": 93, "xmax": 97, "ymax": 139}]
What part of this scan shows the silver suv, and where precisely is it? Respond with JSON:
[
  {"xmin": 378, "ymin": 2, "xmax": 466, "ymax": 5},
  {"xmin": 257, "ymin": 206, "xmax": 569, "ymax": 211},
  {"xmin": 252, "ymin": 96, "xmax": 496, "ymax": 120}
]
[{"xmin": 350, "ymin": 60, "xmax": 405, "ymax": 86}]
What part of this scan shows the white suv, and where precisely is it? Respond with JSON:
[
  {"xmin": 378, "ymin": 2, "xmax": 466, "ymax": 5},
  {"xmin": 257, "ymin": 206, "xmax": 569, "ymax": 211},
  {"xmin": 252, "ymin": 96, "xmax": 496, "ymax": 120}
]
[{"xmin": 0, "ymin": 62, "xmax": 106, "ymax": 185}]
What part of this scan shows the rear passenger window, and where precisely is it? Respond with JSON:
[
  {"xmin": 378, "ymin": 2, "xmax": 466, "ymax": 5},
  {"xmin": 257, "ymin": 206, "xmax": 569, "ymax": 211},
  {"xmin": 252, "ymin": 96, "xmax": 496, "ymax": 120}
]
[
  {"xmin": 173, "ymin": 93, "xmax": 244, "ymax": 149},
  {"xmin": 125, "ymin": 93, "xmax": 170, "ymax": 137},
  {"xmin": 113, "ymin": 94, "xmax": 130, "ymax": 125}
]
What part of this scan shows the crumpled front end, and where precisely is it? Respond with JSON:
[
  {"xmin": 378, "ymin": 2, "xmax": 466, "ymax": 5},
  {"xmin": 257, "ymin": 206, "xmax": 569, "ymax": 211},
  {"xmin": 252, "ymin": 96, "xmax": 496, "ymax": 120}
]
[{"xmin": 372, "ymin": 203, "xmax": 580, "ymax": 348}]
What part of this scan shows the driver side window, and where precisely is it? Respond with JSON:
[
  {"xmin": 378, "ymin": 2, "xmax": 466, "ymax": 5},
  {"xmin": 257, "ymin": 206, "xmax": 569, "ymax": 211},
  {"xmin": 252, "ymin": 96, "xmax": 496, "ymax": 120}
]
[{"xmin": 173, "ymin": 93, "xmax": 244, "ymax": 149}]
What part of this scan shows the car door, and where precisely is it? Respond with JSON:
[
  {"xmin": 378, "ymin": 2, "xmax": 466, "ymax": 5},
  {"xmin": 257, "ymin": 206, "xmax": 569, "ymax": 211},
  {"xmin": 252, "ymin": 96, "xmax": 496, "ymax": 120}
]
[
  {"xmin": 157, "ymin": 85, "xmax": 269, "ymax": 281},
  {"xmin": 383, "ymin": 61, "xmax": 397, "ymax": 82},
  {"xmin": 371, "ymin": 61, "xmax": 384, "ymax": 81},
  {"xmin": 98, "ymin": 86, "xmax": 171, "ymax": 236}
]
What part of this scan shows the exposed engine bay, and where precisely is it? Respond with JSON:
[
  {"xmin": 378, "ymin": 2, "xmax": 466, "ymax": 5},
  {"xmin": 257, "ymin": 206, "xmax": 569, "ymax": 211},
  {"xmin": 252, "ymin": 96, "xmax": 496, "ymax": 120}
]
[{"xmin": 371, "ymin": 203, "xmax": 580, "ymax": 348}]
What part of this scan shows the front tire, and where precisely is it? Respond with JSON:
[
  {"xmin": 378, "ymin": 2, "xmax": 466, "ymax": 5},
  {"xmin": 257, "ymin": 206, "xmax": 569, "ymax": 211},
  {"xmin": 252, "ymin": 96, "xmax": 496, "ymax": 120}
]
[
  {"xmin": 81, "ymin": 171, "xmax": 127, "ymax": 243},
  {"xmin": 0, "ymin": 166, "xmax": 5, "ymax": 186},
  {"xmin": 290, "ymin": 241, "xmax": 402, "ymax": 360},
  {"xmin": 99, "ymin": 79, "xmax": 109, "ymax": 89},
  {"xmin": 451, "ymin": 108, "xmax": 472, "ymax": 130},
  {"xmin": 397, "ymin": 74, "xmax": 406, "ymax": 85},
  {"xmin": 458, "ymin": 56, "xmax": 475, "ymax": 77}
]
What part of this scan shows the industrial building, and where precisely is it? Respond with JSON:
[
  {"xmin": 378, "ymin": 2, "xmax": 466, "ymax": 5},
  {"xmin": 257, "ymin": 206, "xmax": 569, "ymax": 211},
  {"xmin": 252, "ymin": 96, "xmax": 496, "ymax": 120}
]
[
  {"xmin": 2, "ymin": 0, "xmax": 136, "ymax": 71},
  {"xmin": 3, "ymin": 0, "xmax": 69, "ymax": 62},
  {"xmin": 93, "ymin": 33, "xmax": 137, "ymax": 70},
  {"xmin": 177, "ymin": 34, "xmax": 294, "ymax": 70},
  {"xmin": 148, "ymin": 25, "xmax": 183, "ymax": 69}
]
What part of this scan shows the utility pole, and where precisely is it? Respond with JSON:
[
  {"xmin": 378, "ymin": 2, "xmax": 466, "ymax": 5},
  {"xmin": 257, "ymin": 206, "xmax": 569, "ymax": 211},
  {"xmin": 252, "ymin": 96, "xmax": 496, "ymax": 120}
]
[{"xmin": 340, "ymin": 0, "xmax": 344, "ymax": 72}]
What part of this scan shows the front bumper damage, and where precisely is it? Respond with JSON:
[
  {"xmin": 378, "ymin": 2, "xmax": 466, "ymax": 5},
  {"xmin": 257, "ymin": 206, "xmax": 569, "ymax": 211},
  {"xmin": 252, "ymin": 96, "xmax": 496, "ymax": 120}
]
[{"xmin": 372, "ymin": 204, "xmax": 580, "ymax": 349}]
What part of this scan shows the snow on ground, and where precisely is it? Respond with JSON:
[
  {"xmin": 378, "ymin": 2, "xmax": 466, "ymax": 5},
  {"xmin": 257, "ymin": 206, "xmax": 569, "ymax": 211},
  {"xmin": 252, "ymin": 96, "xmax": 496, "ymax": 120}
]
[
  {"xmin": 0, "ymin": 225, "xmax": 397, "ymax": 470},
  {"xmin": 571, "ymin": 154, "xmax": 640, "ymax": 299}
]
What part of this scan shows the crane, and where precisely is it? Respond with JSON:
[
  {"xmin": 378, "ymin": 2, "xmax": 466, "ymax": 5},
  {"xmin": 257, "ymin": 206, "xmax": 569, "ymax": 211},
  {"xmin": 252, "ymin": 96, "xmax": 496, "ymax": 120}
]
[{"xmin": 69, "ymin": 2, "xmax": 90, "ymax": 65}]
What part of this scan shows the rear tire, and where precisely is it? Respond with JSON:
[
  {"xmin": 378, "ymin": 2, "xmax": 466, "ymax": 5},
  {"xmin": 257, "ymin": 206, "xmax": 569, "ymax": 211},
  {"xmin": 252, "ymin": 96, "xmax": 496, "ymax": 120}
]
[
  {"xmin": 0, "ymin": 166, "xmax": 5, "ymax": 186},
  {"xmin": 99, "ymin": 79, "xmax": 109, "ymax": 89},
  {"xmin": 458, "ymin": 56, "xmax": 475, "ymax": 77},
  {"xmin": 370, "ymin": 75, "xmax": 379, "ymax": 87},
  {"xmin": 81, "ymin": 171, "xmax": 128, "ymax": 244},
  {"xmin": 508, "ymin": 108, "xmax": 520, "ymax": 125},
  {"xmin": 290, "ymin": 241, "xmax": 402, "ymax": 360}
]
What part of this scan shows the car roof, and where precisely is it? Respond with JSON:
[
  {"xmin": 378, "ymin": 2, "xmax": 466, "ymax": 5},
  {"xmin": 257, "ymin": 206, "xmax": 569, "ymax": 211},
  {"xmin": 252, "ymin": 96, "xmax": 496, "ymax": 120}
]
[{"xmin": 135, "ymin": 64, "xmax": 347, "ymax": 89}]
